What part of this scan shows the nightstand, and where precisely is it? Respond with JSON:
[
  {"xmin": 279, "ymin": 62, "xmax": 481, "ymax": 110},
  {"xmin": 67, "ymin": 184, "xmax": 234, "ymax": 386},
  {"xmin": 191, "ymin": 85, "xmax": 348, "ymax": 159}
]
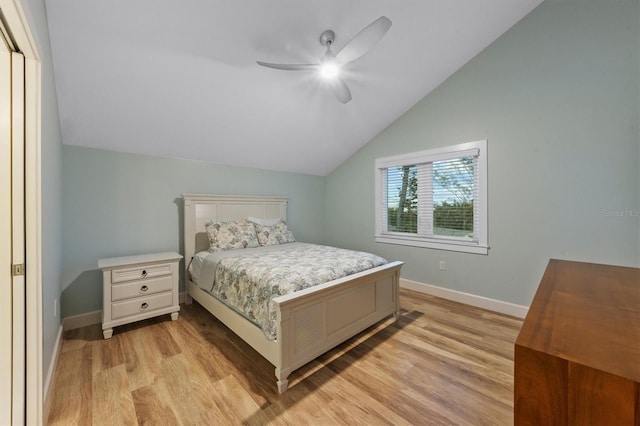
[{"xmin": 99, "ymin": 252, "xmax": 182, "ymax": 339}]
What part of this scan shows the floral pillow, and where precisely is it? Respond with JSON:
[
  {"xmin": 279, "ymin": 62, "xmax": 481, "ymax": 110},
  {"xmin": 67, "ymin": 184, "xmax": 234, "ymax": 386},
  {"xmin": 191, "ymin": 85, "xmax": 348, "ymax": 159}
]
[
  {"xmin": 205, "ymin": 220, "xmax": 259, "ymax": 252},
  {"xmin": 253, "ymin": 221, "xmax": 296, "ymax": 246}
]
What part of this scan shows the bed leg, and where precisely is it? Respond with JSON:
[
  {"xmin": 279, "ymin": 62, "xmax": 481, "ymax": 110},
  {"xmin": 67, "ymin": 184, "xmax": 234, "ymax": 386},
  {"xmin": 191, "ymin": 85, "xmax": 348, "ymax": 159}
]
[
  {"xmin": 275, "ymin": 368, "xmax": 290, "ymax": 394},
  {"xmin": 277, "ymin": 378, "xmax": 289, "ymax": 394}
]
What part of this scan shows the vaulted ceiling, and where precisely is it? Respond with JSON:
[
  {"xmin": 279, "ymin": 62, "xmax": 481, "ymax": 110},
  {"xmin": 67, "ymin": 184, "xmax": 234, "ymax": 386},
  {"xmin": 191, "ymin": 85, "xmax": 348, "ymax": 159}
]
[{"xmin": 45, "ymin": 0, "xmax": 542, "ymax": 176}]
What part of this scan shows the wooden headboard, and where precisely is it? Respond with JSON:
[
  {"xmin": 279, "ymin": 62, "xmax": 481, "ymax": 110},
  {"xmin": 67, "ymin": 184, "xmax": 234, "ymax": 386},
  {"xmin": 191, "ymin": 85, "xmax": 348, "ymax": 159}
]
[{"xmin": 182, "ymin": 194, "xmax": 288, "ymax": 280}]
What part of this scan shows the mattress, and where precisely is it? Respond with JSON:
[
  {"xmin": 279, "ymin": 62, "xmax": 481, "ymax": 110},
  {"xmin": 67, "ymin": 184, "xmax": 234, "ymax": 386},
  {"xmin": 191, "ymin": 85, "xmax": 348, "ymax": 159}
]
[{"xmin": 188, "ymin": 242, "xmax": 388, "ymax": 340}]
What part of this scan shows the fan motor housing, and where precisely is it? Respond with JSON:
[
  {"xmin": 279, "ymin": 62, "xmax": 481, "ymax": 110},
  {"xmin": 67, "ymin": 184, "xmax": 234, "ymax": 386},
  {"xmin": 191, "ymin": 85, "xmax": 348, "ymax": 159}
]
[{"xmin": 319, "ymin": 30, "xmax": 335, "ymax": 46}]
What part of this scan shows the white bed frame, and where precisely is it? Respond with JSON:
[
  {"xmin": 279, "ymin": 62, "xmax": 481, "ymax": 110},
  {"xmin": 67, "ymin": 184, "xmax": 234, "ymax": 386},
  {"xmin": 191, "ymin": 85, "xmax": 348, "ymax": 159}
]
[{"xmin": 182, "ymin": 194, "xmax": 403, "ymax": 393}]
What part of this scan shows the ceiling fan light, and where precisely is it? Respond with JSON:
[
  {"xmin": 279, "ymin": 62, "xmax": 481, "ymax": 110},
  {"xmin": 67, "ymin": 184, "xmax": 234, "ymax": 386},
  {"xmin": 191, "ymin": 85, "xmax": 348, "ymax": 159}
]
[{"xmin": 319, "ymin": 62, "xmax": 340, "ymax": 80}]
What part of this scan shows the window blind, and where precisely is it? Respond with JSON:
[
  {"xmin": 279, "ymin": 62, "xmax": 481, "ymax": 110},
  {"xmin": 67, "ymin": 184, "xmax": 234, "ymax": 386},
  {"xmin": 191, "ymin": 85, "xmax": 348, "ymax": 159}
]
[{"xmin": 374, "ymin": 140, "xmax": 488, "ymax": 254}]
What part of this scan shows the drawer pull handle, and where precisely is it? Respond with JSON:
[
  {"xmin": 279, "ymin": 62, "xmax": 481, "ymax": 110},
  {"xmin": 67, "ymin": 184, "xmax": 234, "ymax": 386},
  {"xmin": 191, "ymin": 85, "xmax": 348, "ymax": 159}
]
[
  {"xmin": 141, "ymin": 302, "xmax": 149, "ymax": 310},
  {"xmin": 140, "ymin": 285, "xmax": 149, "ymax": 293},
  {"xmin": 141, "ymin": 270, "xmax": 147, "ymax": 277}
]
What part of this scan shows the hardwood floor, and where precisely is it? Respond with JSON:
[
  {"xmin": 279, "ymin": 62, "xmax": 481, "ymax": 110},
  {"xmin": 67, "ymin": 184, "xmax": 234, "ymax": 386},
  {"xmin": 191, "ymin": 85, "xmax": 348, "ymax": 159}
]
[{"xmin": 46, "ymin": 289, "xmax": 523, "ymax": 425}]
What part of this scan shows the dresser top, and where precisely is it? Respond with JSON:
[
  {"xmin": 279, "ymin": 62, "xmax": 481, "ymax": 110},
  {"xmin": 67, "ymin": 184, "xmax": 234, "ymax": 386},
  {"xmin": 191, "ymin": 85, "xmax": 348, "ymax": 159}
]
[
  {"xmin": 516, "ymin": 259, "xmax": 640, "ymax": 382},
  {"xmin": 98, "ymin": 252, "xmax": 183, "ymax": 270}
]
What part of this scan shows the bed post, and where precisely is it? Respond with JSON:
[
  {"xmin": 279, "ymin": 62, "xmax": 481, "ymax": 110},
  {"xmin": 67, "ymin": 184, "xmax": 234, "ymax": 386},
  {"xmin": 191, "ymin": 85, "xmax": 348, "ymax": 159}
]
[
  {"xmin": 275, "ymin": 368, "xmax": 290, "ymax": 394},
  {"xmin": 276, "ymin": 303, "xmax": 292, "ymax": 393},
  {"xmin": 183, "ymin": 195, "xmax": 196, "ymax": 305},
  {"xmin": 394, "ymin": 268, "xmax": 401, "ymax": 320}
]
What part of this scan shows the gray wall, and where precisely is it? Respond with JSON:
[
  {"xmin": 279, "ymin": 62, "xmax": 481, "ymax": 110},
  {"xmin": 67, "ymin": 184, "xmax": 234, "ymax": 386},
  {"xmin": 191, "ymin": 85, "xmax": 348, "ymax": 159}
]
[
  {"xmin": 21, "ymin": 0, "xmax": 64, "ymax": 382},
  {"xmin": 323, "ymin": 0, "xmax": 640, "ymax": 306},
  {"xmin": 61, "ymin": 146, "xmax": 325, "ymax": 317}
]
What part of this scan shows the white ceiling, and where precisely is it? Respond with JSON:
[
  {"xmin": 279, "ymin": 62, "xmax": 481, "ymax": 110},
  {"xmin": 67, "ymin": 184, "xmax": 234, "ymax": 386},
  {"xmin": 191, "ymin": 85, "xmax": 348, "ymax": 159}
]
[{"xmin": 45, "ymin": 0, "xmax": 542, "ymax": 176}]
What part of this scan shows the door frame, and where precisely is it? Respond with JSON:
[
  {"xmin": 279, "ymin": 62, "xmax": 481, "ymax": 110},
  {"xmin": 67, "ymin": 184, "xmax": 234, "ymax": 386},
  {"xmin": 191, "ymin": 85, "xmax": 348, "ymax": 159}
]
[
  {"xmin": 0, "ymin": 0, "xmax": 43, "ymax": 424},
  {"xmin": 0, "ymin": 20, "xmax": 14, "ymax": 426}
]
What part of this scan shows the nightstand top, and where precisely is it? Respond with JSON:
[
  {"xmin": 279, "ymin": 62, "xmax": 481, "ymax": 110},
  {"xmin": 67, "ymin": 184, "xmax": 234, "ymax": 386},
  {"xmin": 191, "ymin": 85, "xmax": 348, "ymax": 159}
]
[{"xmin": 98, "ymin": 251, "xmax": 183, "ymax": 270}]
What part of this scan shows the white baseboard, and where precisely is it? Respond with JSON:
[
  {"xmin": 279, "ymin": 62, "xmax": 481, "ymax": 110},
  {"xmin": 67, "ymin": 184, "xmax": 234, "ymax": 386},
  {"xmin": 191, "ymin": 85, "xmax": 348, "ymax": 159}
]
[
  {"xmin": 62, "ymin": 310, "xmax": 102, "ymax": 331},
  {"xmin": 62, "ymin": 292, "xmax": 188, "ymax": 331},
  {"xmin": 400, "ymin": 278, "xmax": 529, "ymax": 319},
  {"xmin": 43, "ymin": 324, "xmax": 63, "ymax": 415}
]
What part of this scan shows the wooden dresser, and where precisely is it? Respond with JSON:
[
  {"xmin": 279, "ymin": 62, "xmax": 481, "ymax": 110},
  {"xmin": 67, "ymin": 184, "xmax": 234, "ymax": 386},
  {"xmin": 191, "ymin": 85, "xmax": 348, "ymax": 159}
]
[{"xmin": 514, "ymin": 259, "xmax": 640, "ymax": 425}]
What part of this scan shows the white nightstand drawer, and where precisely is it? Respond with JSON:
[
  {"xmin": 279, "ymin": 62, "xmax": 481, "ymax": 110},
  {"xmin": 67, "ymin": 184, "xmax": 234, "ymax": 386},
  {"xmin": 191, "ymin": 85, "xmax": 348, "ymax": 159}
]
[
  {"xmin": 111, "ymin": 263, "xmax": 172, "ymax": 283},
  {"xmin": 111, "ymin": 275, "xmax": 173, "ymax": 301},
  {"xmin": 111, "ymin": 292, "xmax": 173, "ymax": 320}
]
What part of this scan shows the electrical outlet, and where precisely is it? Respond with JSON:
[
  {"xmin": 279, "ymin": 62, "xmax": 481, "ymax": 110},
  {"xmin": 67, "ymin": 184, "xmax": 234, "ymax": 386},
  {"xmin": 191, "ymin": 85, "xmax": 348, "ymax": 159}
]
[{"xmin": 439, "ymin": 260, "xmax": 446, "ymax": 271}]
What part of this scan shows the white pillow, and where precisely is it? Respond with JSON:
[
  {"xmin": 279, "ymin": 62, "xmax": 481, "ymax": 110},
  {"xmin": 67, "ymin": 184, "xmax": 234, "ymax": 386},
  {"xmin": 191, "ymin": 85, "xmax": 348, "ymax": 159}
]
[{"xmin": 247, "ymin": 216, "xmax": 282, "ymax": 226}]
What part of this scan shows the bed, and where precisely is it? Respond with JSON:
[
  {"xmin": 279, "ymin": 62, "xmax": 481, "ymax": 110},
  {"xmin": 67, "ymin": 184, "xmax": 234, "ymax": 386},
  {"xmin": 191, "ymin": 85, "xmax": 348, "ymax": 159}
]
[{"xmin": 182, "ymin": 194, "xmax": 403, "ymax": 393}]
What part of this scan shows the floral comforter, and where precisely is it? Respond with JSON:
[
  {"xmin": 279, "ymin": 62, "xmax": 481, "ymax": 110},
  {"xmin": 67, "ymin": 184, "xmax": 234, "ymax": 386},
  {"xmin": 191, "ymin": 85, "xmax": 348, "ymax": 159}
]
[{"xmin": 192, "ymin": 242, "xmax": 388, "ymax": 340}]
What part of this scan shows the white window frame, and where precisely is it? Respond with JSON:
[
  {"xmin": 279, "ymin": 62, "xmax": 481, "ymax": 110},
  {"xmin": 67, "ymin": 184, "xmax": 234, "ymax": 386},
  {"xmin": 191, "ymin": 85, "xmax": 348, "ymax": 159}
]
[{"xmin": 375, "ymin": 140, "xmax": 488, "ymax": 255}]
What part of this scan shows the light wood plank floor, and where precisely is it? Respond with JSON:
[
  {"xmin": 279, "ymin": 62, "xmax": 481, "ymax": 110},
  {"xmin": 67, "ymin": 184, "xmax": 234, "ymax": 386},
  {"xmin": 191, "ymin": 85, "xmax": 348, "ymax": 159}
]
[{"xmin": 46, "ymin": 289, "xmax": 523, "ymax": 425}]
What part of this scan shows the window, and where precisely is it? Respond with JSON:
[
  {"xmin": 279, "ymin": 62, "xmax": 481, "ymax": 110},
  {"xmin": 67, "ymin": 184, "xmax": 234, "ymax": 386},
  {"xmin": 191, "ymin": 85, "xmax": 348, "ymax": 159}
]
[{"xmin": 375, "ymin": 140, "xmax": 488, "ymax": 254}]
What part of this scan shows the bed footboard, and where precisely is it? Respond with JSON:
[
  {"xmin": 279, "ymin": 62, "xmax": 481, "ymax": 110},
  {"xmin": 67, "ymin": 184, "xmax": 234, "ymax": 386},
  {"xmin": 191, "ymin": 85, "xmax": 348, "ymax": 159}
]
[{"xmin": 272, "ymin": 261, "xmax": 403, "ymax": 392}]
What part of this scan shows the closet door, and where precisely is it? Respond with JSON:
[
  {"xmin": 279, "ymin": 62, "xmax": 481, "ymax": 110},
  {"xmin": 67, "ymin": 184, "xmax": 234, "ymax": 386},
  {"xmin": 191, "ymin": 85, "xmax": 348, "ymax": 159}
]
[
  {"xmin": 11, "ymin": 49, "xmax": 26, "ymax": 426},
  {"xmin": 0, "ymin": 27, "xmax": 26, "ymax": 426}
]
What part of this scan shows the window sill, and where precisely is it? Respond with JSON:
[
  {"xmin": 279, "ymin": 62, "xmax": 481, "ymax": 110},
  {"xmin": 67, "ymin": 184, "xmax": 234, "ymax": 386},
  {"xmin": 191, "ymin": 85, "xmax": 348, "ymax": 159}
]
[{"xmin": 375, "ymin": 235, "xmax": 489, "ymax": 255}]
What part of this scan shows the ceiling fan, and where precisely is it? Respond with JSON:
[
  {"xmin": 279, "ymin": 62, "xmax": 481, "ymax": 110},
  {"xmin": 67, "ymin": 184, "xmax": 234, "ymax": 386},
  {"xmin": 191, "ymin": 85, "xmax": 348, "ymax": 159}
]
[{"xmin": 256, "ymin": 16, "xmax": 392, "ymax": 104}]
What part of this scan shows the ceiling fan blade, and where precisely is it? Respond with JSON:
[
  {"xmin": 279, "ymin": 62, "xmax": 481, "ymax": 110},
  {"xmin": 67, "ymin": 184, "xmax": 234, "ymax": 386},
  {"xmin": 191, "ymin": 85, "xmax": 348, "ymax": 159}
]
[
  {"xmin": 334, "ymin": 16, "xmax": 392, "ymax": 65},
  {"xmin": 331, "ymin": 78, "xmax": 352, "ymax": 104},
  {"xmin": 256, "ymin": 61, "xmax": 318, "ymax": 71}
]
